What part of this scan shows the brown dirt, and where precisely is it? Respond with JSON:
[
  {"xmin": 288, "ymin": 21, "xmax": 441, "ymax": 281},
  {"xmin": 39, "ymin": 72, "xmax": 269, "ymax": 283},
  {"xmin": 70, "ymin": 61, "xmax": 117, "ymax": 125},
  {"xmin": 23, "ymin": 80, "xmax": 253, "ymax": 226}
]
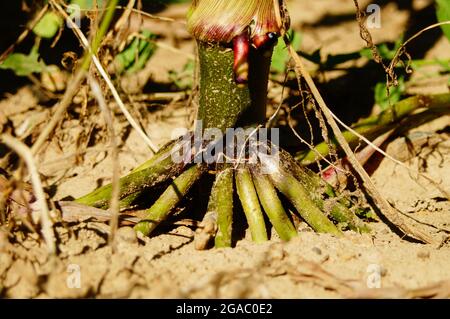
[{"xmin": 0, "ymin": 0, "xmax": 449, "ymax": 298}]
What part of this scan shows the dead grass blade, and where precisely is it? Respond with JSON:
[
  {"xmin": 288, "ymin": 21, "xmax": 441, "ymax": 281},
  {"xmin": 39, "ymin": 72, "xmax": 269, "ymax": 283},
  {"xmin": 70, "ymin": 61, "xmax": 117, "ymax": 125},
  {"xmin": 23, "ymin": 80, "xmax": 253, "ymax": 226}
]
[
  {"xmin": 287, "ymin": 45, "xmax": 435, "ymax": 244},
  {"xmin": 0, "ymin": 134, "xmax": 56, "ymax": 254},
  {"xmin": 88, "ymin": 77, "xmax": 120, "ymax": 247},
  {"xmin": 51, "ymin": 1, "xmax": 159, "ymax": 153}
]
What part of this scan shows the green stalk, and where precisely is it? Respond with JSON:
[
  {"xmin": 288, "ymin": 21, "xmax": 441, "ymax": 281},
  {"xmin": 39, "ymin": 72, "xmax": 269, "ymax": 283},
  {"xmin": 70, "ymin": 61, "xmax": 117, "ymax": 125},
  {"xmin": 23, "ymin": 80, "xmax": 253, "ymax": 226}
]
[
  {"xmin": 268, "ymin": 165, "xmax": 342, "ymax": 236},
  {"xmin": 212, "ymin": 167, "xmax": 234, "ymax": 248},
  {"xmin": 130, "ymin": 138, "xmax": 180, "ymax": 173},
  {"xmin": 251, "ymin": 168, "xmax": 298, "ymax": 241},
  {"xmin": 134, "ymin": 165, "xmax": 203, "ymax": 236},
  {"xmin": 235, "ymin": 166, "xmax": 268, "ymax": 243},
  {"xmin": 297, "ymin": 93, "xmax": 450, "ymax": 165},
  {"xmin": 75, "ymin": 147, "xmax": 183, "ymax": 209},
  {"xmin": 197, "ymin": 41, "xmax": 272, "ymax": 131},
  {"xmin": 279, "ymin": 148, "xmax": 369, "ymax": 232},
  {"xmin": 81, "ymin": 0, "xmax": 119, "ymax": 71},
  {"xmin": 75, "ymin": 135, "xmax": 191, "ymax": 209},
  {"xmin": 327, "ymin": 202, "xmax": 370, "ymax": 232}
]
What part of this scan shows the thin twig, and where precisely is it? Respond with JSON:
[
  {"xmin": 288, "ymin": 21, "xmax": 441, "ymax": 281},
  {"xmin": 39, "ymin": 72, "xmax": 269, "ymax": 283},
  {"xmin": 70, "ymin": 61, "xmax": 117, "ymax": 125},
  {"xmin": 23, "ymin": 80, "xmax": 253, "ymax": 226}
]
[
  {"xmin": 113, "ymin": 0, "xmax": 136, "ymax": 32},
  {"xmin": 53, "ymin": 1, "xmax": 159, "ymax": 153},
  {"xmin": 286, "ymin": 105, "xmax": 348, "ymax": 174},
  {"xmin": 328, "ymin": 108, "xmax": 450, "ymax": 199},
  {"xmin": 1, "ymin": 134, "xmax": 56, "ymax": 254},
  {"xmin": 388, "ymin": 21, "xmax": 450, "ymax": 79},
  {"xmin": 58, "ymin": 2, "xmax": 183, "ymax": 24},
  {"xmin": 287, "ymin": 44, "xmax": 434, "ymax": 244},
  {"xmin": 88, "ymin": 77, "xmax": 120, "ymax": 247},
  {"xmin": 32, "ymin": 0, "xmax": 118, "ymax": 155},
  {"xmin": 31, "ymin": 69, "xmax": 86, "ymax": 155}
]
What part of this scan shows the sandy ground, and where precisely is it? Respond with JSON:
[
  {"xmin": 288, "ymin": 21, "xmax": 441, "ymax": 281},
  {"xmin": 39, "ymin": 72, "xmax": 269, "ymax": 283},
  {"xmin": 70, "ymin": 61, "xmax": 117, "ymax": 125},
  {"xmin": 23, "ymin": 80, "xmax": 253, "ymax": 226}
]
[{"xmin": 0, "ymin": 0, "xmax": 449, "ymax": 298}]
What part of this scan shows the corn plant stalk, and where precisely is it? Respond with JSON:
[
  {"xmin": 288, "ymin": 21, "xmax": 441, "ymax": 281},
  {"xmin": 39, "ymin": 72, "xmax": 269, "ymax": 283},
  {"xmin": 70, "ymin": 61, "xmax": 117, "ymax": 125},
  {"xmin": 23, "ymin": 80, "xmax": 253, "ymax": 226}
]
[
  {"xmin": 266, "ymin": 160, "xmax": 342, "ymax": 236},
  {"xmin": 75, "ymin": 0, "xmax": 367, "ymax": 243},
  {"xmin": 134, "ymin": 165, "xmax": 203, "ymax": 236},
  {"xmin": 235, "ymin": 166, "xmax": 268, "ymax": 242},
  {"xmin": 196, "ymin": 41, "xmax": 272, "ymax": 131},
  {"xmin": 251, "ymin": 167, "xmax": 297, "ymax": 241},
  {"xmin": 277, "ymin": 147, "xmax": 370, "ymax": 232},
  {"xmin": 75, "ymin": 148, "xmax": 184, "ymax": 209},
  {"xmin": 212, "ymin": 167, "xmax": 234, "ymax": 248}
]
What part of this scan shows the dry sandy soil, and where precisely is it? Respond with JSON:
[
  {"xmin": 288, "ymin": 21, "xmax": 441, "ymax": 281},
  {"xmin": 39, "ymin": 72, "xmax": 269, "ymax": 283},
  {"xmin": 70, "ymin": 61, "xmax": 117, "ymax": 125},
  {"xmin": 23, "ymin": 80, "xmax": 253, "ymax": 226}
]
[{"xmin": 0, "ymin": 0, "xmax": 449, "ymax": 298}]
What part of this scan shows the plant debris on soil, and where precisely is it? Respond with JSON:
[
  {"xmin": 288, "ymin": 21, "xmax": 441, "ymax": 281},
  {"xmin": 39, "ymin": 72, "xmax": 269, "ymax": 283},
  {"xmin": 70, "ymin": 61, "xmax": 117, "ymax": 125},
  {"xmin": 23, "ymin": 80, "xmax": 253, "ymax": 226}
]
[{"xmin": 0, "ymin": 0, "xmax": 449, "ymax": 298}]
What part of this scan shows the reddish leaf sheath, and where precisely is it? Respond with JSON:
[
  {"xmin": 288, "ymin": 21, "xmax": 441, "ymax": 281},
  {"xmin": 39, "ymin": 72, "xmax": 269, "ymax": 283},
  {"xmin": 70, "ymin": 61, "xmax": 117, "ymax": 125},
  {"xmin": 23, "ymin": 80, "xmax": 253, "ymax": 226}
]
[
  {"xmin": 233, "ymin": 31, "xmax": 250, "ymax": 85},
  {"xmin": 252, "ymin": 32, "xmax": 279, "ymax": 50}
]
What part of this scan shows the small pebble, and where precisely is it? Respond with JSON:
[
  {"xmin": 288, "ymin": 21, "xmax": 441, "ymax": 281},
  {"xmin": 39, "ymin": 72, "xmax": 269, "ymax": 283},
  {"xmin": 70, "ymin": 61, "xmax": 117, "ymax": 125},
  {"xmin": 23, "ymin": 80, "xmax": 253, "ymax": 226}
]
[{"xmin": 312, "ymin": 247, "xmax": 322, "ymax": 255}]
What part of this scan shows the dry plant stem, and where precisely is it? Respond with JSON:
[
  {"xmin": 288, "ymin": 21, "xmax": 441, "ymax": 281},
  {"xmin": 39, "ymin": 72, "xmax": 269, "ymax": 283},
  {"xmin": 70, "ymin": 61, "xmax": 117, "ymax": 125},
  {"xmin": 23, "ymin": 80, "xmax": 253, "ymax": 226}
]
[
  {"xmin": 251, "ymin": 168, "xmax": 297, "ymax": 241},
  {"xmin": 288, "ymin": 45, "xmax": 433, "ymax": 244},
  {"xmin": 212, "ymin": 167, "xmax": 234, "ymax": 248},
  {"xmin": 89, "ymin": 77, "xmax": 120, "ymax": 245},
  {"xmin": 0, "ymin": 4, "xmax": 49, "ymax": 63},
  {"xmin": 31, "ymin": 70, "xmax": 86, "ymax": 155},
  {"xmin": 63, "ymin": 4, "xmax": 181, "ymax": 24},
  {"xmin": 54, "ymin": 2, "xmax": 158, "ymax": 153},
  {"xmin": 134, "ymin": 165, "xmax": 203, "ymax": 236},
  {"xmin": 235, "ymin": 166, "xmax": 268, "ymax": 243},
  {"xmin": 195, "ymin": 210, "xmax": 218, "ymax": 250},
  {"xmin": 297, "ymin": 93, "xmax": 450, "ymax": 164},
  {"xmin": 268, "ymin": 164, "xmax": 342, "ymax": 236},
  {"xmin": 328, "ymin": 106, "xmax": 450, "ymax": 200},
  {"xmin": 1, "ymin": 135, "xmax": 56, "ymax": 254},
  {"xmin": 387, "ymin": 21, "xmax": 450, "ymax": 83},
  {"xmin": 113, "ymin": 0, "xmax": 136, "ymax": 33},
  {"xmin": 32, "ymin": 0, "xmax": 119, "ymax": 155}
]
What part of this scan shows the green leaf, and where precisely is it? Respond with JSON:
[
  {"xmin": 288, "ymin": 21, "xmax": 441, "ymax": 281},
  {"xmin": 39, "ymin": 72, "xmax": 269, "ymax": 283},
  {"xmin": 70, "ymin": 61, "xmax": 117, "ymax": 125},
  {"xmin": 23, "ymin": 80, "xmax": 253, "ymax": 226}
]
[
  {"xmin": 271, "ymin": 30, "xmax": 302, "ymax": 73},
  {"xmin": 169, "ymin": 60, "xmax": 195, "ymax": 89},
  {"xmin": 374, "ymin": 76, "xmax": 405, "ymax": 110},
  {"xmin": 112, "ymin": 30, "xmax": 156, "ymax": 74},
  {"xmin": 436, "ymin": 0, "xmax": 450, "ymax": 42},
  {"xmin": 33, "ymin": 12, "xmax": 63, "ymax": 39},
  {"xmin": 0, "ymin": 46, "xmax": 47, "ymax": 76},
  {"xmin": 355, "ymin": 207, "xmax": 378, "ymax": 221}
]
